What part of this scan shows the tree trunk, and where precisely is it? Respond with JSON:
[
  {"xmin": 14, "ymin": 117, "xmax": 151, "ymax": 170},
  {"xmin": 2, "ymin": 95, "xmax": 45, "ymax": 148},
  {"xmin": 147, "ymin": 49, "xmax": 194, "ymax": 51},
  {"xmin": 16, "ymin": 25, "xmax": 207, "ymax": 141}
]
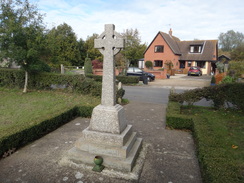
[{"xmin": 23, "ymin": 71, "xmax": 28, "ymax": 93}]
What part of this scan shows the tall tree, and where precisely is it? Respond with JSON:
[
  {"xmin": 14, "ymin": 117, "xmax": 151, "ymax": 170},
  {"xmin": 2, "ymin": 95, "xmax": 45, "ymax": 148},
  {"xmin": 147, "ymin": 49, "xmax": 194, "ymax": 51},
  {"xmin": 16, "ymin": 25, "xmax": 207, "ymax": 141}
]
[
  {"xmin": 46, "ymin": 23, "xmax": 81, "ymax": 68},
  {"xmin": 121, "ymin": 28, "xmax": 147, "ymax": 66},
  {"xmin": 218, "ymin": 30, "xmax": 244, "ymax": 51},
  {"xmin": 84, "ymin": 33, "xmax": 102, "ymax": 61},
  {"xmin": 78, "ymin": 38, "xmax": 87, "ymax": 66},
  {"xmin": 230, "ymin": 43, "xmax": 244, "ymax": 61},
  {"xmin": 0, "ymin": 0, "xmax": 48, "ymax": 93},
  {"xmin": 45, "ymin": 23, "xmax": 81, "ymax": 68}
]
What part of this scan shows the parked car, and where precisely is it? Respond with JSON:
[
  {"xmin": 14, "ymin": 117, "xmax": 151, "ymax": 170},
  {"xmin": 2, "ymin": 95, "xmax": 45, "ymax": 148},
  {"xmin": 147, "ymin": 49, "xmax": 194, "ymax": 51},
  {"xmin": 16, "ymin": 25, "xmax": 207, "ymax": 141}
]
[
  {"xmin": 126, "ymin": 67, "xmax": 155, "ymax": 81},
  {"xmin": 188, "ymin": 66, "xmax": 202, "ymax": 76}
]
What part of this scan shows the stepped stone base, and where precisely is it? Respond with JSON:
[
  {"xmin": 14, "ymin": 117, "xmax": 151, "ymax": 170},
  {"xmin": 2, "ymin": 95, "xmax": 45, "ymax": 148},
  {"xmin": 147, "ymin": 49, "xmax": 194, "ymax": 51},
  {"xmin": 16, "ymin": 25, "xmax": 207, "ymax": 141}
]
[
  {"xmin": 65, "ymin": 104, "xmax": 142, "ymax": 172},
  {"xmin": 66, "ymin": 126, "xmax": 142, "ymax": 171},
  {"xmin": 67, "ymin": 137, "xmax": 142, "ymax": 172}
]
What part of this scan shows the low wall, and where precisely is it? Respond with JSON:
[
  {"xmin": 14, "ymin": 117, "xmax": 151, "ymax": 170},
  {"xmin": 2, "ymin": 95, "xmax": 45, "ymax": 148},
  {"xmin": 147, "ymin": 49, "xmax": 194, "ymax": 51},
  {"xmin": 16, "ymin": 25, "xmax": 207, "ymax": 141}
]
[
  {"xmin": 93, "ymin": 68, "xmax": 170, "ymax": 79},
  {"xmin": 93, "ymin": 69, "xmax": 120, "ymax": 76},
  {"xmin": 175, "ymin": 69, "xmax": 188, "ymax": 74},
  {"xmin": 145, "ymin": 69, "xmax": 168, "ymax": 79}
]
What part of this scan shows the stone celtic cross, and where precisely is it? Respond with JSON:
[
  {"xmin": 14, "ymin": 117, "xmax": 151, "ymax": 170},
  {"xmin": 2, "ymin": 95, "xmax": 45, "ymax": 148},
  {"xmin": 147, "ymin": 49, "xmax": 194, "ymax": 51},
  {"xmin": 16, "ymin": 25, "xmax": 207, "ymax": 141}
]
[{"xmin": 94, "ymin": 24, "xmax": 124, "ymax": 106}]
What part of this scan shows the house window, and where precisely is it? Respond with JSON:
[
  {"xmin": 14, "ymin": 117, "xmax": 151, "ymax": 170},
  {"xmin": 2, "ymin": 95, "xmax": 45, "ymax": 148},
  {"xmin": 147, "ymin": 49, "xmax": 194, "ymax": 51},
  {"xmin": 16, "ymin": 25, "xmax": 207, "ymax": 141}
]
[
  {"xmin": 154, "ymin": 60, "xmax": 163, "ymax": 67},
  {"xmin": 190, "ymin": 45, "xmax": 202, "ymax": 53},
  {"xmin": 155, "ymin": 45, "xmax": 164, "ymax": 53},
  {"xmin": 197, "ymin": 61, "xmax": 206, "ymax": 68},
  {"xmin": 187, "ymin": 61, "xmax": 192, "ymax": 67},
  {"xmin": 180, "ymin": 61, "xmax": 185, "ymax": 68}
]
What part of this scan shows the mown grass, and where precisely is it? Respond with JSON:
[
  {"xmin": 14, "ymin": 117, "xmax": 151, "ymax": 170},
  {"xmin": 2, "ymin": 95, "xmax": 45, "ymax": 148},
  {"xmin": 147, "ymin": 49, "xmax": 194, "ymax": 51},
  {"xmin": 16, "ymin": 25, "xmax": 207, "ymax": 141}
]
[
  {"xmin": 0, "ymin": 87, "xmax": 100, "ymax": 139},
  {"xmin": 167, "ymin": 102, "xmax": 244, "ymax": 183}
]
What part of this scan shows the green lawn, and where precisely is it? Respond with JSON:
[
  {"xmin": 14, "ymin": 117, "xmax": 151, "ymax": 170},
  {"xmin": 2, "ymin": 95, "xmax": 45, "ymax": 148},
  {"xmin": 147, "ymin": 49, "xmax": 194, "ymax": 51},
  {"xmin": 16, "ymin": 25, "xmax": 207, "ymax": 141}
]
[
  {"xmin": 167, "ymin": 102, "xmax": 244, "ymax": 183},
  {"xmin": 0, "ymin": 88, "xmax": 100, "ymax": 139}
]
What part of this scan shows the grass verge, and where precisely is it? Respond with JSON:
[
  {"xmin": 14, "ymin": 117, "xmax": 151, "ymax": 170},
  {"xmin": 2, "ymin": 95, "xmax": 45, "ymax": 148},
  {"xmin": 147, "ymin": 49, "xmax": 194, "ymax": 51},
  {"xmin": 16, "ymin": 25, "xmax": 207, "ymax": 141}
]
[
  {"xmin": 166, "ymin": 102, "xmax": 244, "ymax": 183},
  {"xmin": 0, "ymin": 88, "xmax": 100, "ymax": 157}
]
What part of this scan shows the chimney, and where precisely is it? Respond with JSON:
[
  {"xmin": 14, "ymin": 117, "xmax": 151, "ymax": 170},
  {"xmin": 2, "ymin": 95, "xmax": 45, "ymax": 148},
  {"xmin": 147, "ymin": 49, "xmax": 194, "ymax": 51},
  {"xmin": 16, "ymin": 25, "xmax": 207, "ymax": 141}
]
[{"xmin": 169, "ymin": 28, "xmax": 172, "ymax": 36}]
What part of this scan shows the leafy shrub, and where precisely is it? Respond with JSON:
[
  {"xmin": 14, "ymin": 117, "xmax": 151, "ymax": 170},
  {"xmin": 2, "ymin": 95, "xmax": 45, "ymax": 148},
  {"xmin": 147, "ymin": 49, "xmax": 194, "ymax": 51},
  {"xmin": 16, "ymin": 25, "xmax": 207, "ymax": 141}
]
[
  {"xmin": 215, "ymin": 72, "xmax": 226, "ymax": 84},
  {"xmin": 220, "ymin": 75, "xmax": 234, "ymax": 84},
  {"xmin": 228, "ymin": 60, "xmax": 244, "ymax": 78},
  {"xmin": 92, "ymin": 59, "xmax": 103, "ymax": 69},
  {"xmin": 116, "ymin": 88, "xmax": 125, "ymax": 103},
  {"xmin": 84, "ymin": 57, "xmax": 93, "ymax": 75},
  {"xmin": 145, "ymin": 61, "xmax": 153, "ymax": 69},
  {"xmin": 216, "ymin": 62, "xmax": 225, "ymax": 73},
  {"xmin": 210, "ymin": 76, "xmax": 216, "ymax": 84},
  {"xmin": 169, "ymin": 83, "xmax": 244, "ymax": 111}
]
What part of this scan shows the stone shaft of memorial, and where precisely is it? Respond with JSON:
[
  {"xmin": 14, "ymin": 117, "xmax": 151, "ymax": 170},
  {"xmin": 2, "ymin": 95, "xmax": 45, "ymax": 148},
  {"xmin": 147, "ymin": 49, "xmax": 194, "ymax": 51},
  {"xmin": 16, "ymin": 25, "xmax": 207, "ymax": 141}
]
[
  {"xmin": 94, "ymin": 24, "xmax": 124, "ymax": 106},
  {"xmin": 102, "ymin": 47, "xmax": 115, "ymax": 106}
]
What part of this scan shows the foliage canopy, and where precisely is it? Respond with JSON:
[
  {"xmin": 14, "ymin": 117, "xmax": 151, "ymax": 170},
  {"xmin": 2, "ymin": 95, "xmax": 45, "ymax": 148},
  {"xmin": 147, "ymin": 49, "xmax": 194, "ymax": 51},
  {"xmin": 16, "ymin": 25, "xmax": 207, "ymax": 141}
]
[{"xmin": 0, "ymin": 0, "xmax": 49, "ymax": 92}]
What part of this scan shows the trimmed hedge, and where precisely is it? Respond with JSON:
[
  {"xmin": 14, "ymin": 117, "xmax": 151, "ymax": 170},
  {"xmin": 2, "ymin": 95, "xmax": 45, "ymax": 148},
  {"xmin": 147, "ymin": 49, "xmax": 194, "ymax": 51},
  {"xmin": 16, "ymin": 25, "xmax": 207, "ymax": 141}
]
[
  {"xmin": 0, "ymin": 105, "xmax": 94, "ymax": 157},
  {"xmin": 0, "ymin": 68, "xmax": 25, "ymax": 88},
  {"xmin": 166, "ymin": 102, "xmax": 194, "ymax": 130},
  {"xmin": 169, "ymin": 83, "xmax": 244, "ymax": 111},
  {"xmin": 85, "ymin": 74, "xmax": 102, "ymax": 82},
  {"xmin": 116, "ymin": 75, "xmax": 140, "ymax": 84},
  {"xmin": 166, "ymin": 102, "xmax": 244, "ymax": 183},
  {"xmin": 0, "ymin": 68, "xmax": 129, "ymax": 97},
  {"xmin": 86, "ymin": 74, "xmax": 140, "ymax": 84},
  {"xmin": 0, "ymin": 68, "xmax": 102, "ymax": 96}
]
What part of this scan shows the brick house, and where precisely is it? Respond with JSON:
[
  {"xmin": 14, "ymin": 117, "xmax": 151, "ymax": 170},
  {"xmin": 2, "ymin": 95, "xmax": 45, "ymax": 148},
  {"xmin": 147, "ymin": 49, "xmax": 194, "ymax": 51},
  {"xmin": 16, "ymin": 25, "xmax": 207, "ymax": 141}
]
[{"xmin": 144, "ymin": 29, "xmax": 218, "ymax": 75}]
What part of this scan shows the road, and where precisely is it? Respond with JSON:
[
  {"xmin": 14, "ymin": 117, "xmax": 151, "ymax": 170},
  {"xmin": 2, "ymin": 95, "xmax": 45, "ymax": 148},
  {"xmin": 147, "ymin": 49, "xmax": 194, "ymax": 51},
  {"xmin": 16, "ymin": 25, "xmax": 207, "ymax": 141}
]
[
  {"xmin": 124, "ymin": 86, "xmax": 170, "ymax": 104},
  {"xmin": 124, "ymin": 74, "xmax": 212, "ymax": 106}
]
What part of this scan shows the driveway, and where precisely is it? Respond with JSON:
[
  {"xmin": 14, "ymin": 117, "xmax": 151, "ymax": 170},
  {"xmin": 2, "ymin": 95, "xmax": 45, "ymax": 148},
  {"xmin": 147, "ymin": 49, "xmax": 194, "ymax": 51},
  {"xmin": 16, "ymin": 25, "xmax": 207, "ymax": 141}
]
[{"xmin": 148, "ymin": 74, "xmax": 211, "ymax": 89}]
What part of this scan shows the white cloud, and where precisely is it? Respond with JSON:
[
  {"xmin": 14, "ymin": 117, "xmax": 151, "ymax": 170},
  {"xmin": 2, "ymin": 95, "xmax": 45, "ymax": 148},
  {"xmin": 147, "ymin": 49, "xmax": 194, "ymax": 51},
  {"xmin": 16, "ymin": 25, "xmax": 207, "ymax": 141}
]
[{"xmin": 32, "ymin": 0, "xmax": 244, "ymax": 44}]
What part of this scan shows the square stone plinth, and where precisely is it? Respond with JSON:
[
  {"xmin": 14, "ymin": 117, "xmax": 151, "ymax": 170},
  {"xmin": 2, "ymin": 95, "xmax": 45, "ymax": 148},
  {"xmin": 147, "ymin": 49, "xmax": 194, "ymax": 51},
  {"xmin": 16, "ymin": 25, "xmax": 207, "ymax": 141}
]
[
  {"xmin": 89, "ymin": 104, "xmax": 127, "ymax": 134},
  {"xmin": 65, "ymin": 125, "xmax": 142, "ymax": 172}
]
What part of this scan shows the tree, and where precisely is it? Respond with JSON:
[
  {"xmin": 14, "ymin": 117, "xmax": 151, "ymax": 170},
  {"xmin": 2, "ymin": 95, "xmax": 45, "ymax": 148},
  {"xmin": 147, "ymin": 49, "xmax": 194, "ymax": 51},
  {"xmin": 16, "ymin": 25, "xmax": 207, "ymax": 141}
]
[
  {"xmin": 78, "ymin": 38, "xmax": 87, "ymax": 66},
  {"xmin": 45, "ymin": 23, "xmax": 81, "ymax": 68},
  {"xmin": 84, "ymin": 34, "xmax": 102, "ymax": 61},
  {"xmin": 121, "ymin": 28, "xmax": 147, "ymax": 66},
  {"xmin": 0, "ymin": 0, "xmax": 49, "ymax": 93},
  {"xmin": 230, "ymin": 43, "xmax": 244, "ymax": 61},
  {"xmin": 84, "ymin": 57, "xmax": 92, "ymax": 75},
  {"xmin": 218, "ymin": 30, "xmax": 244, "ymax": 51}
]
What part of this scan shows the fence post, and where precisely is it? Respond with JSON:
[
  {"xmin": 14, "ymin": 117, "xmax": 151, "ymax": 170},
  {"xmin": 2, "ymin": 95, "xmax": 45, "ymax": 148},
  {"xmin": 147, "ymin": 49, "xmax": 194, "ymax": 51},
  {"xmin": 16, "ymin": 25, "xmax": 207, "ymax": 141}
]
[{"xmin": 61, "ymin": 64, "xmax": 64, "ymax": 74}]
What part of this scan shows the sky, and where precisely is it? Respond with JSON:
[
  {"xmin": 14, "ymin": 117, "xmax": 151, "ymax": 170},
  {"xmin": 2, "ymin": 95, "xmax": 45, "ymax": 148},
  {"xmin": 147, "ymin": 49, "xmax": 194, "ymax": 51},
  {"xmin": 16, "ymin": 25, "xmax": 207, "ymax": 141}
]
[{"xmin": 30, "ymin": 0, "xmax": 244, "ymax": 45}]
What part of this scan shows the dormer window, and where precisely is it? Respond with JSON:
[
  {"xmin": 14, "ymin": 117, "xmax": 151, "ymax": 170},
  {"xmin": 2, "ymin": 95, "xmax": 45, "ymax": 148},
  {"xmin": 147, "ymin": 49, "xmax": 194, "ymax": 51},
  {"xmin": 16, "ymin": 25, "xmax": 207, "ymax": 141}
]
[
  {"xmin": 155, "ymin": 45, "xmax": 164, "ymax": 52},
  {"xmin": 190, "ymin": 45, "xmax": 202, "ymax": 53}
]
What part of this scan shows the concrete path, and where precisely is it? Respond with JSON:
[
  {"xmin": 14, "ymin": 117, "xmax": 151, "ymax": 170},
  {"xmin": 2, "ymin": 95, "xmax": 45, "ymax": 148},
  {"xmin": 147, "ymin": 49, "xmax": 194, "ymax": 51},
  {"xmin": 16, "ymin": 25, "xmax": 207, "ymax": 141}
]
[{"xmin": 0, "ymin": 74, "xmax": 205, "ymax": 183}]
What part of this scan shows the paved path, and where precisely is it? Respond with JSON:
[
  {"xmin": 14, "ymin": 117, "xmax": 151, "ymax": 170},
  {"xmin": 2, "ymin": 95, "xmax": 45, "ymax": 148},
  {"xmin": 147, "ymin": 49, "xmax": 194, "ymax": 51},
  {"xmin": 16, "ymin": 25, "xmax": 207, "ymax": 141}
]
[{"xmin": 0, "ymin": 75, "xmax": 205, "ymax": 183}]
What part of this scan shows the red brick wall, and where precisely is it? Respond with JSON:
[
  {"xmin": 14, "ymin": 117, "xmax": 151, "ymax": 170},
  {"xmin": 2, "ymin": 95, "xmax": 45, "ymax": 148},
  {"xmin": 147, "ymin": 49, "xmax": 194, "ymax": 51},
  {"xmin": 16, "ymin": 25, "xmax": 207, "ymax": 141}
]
[
  {"xmin": 144, "ymin": 69, "xmax": 168, "ymax": 79},
  {"xmin": 93, "ymin": 69, "xmax": 120, "ymax": 76},
  {"xmin": 144, "ymin": 33, "xmax": 180, "ymax": 70}
]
